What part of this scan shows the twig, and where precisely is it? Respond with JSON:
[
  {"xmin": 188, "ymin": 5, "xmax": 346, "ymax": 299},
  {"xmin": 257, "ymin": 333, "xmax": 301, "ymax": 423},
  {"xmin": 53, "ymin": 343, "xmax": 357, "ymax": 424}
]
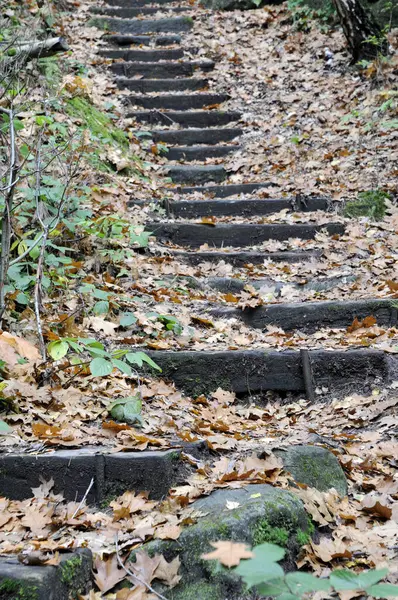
[
  {"xmin": 115, "ymin": 533, "xmax": 168, "ymax": 600},
  {"xmin": 71, "ymin": 477, "xmax": 94, "ymax": 519},
  {"xmin": 300, "ymin": 348, "xmax": 315, "ymax": 403}
]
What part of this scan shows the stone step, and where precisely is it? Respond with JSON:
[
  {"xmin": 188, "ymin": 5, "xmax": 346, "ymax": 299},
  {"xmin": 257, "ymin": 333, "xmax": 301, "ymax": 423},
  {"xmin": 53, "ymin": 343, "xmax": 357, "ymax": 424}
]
[
  {"xmin": 208, "ymin": 298, "xmax": 397, "ymax": 332},
  {"xmin": 147, "ymin": 221, "xmax": 345, "ymax": 247},
  {"xmin": 0, "ymin": 550, "xmax": 92, "ymax": 600},
  {"xmin": 99, "ymin": 47, "xmax": 185, "ymax": 61},
  {"xmin": 117, "ymin": 77, "xmax": 207, "ymax": 92},
  {"xmin": 172, "ymin": 249, "xmax": 321, "ymax": 265},
  {"xmin": 92, "ymin": 5, "xmax": 190, "ymax": 17},
  {"xmin": 130, "ymin": 110, "xmax": 240, "ymax": 126},
  {"xmin": 112, "ymin": 59, "xmax": 214, "ymax": 79},
  {"xmin": 0, "ymin": 448, "xmax": 184, "ymax": 502},
  {"xmin": 90, "ymin": 16, "xmax": 193, "ymax": 35},
  {"xmin": 165, "ymin": 144, "xmax": 239, "ymax": 161},
  {"xmin": 166, "ymin": 165, "xmax": 227, "ymax": 184},
  {"xmin": 127, "ymin": 92, "xmax": 230, "ymax": 110},
  {"xmin": 150, "ymin": 126, "xmax": 242, "ymax": 145},
  {"xmin": 104, "ymin": 33, "xmax": 182, "ymax": 45},
  {"xmin": 177, "ymin": 182, "xmax": 273, "ymax": 197},
  {"xmin": 152, "ymin": 196, "xmax": 329, "ymax": 218},
  {"xmin": 146, "ymin": 349, "xmax": 391, "ymax": 395}
]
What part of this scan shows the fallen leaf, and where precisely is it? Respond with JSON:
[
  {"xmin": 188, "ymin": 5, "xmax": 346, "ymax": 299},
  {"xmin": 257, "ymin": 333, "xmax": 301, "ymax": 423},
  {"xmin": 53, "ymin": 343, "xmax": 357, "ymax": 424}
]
[{"xmin": 201, "ymin": 541, "xmax": 253, "ymax": 568}]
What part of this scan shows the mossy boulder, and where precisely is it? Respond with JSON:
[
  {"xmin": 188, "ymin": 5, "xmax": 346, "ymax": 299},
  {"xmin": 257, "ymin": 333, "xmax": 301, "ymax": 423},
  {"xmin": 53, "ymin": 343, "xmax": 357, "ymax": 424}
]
[
  {"xmin": 131, "ymin": 484, "xmax": 313, "ymax": 600},
  {"xmin": 0, "ymin": 549, "xmax": 92, "ymax": 600},
  {"xmin": 275, "ymin": 445, "xmax": 347, "ymax": 496}
]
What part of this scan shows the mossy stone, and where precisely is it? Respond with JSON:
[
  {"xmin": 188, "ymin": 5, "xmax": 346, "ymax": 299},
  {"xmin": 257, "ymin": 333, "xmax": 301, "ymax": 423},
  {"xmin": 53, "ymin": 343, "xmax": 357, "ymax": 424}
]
[
  {"xmin": 298, "ymin": 0, "xmax": 398, "ymax": 27},
  {"xmin": 131, "ymin": 484, "xmax": 312, "ymax": 600},
  {"xmin": 275, "ymin": 445, "xmax": 347, "ymax": 496}
]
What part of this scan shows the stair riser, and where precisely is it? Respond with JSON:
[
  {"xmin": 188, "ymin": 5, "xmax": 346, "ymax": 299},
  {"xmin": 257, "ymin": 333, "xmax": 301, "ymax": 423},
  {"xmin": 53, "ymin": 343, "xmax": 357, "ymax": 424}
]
[
  {"xmin": 146, "ymin": 349, "xmax": 390, "ymax": 395},
  {"xmin": 157, "ymin": 197, "xmax": 328, "ymax": 217},
  {"xmin": 209, "ymin": 299, "xmax": 397, "ymax": 332},
  {"xmin": 165, "ymin": 145, "xmax": 239, "ymax": 161},
  {"xmin": 148, "ymin": 223, "xmax": 345, "ymax": 247},
  {"xmin": 173, "ymin": 250, "xmax": 321, "ymax": 265},
  {"xmin": 117, "ymin": 78, "xmax": 207, "ymax": 92},
  {"xmin": 104, "ymin": 34, "xmax": 181, "ymax": 45},
  {"xmin": 128, "ymin": 93, "xmax": 229, "ymax": 110},
  {"xmin": 151, "ymin": 127, "xmax": 242, "ymax": 145},
  {"xmin": 178, "ymin": 182, "xmax": 273, "ymax": 197},
  {"xmin": 0, "ymin": 449, "xmax": 183, "ymax": 503},
  {"xmin": 167, "ymin": 166, "xmax": 227, "ymax": 184},
  {"xmin": 130, "ymin": 111, "xmax": 240, "ymax": 126},
  {"xmin": 111, "ymin": 62, "xmax": 194, "ymax": 78},
  {"xmin": 92, "ymin": 6, "xmax": 190, "ymax": 16},
  {"xmin": 91, "ymin": 16, "xmax": 193, "ymax": 34},
  {"xmin": 105, "ymin": 0, "xmax": 183, "ymax": 5},
  {"xmin": 99, "ymin": 48, "xmax": 184, "ymax": 61}
]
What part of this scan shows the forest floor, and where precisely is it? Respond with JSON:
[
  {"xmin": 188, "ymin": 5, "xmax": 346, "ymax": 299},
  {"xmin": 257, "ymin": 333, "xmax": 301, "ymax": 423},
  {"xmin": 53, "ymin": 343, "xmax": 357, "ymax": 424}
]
[{"xmin": 0, "ymin": 0, "xmax": 398, "ymax": 597}]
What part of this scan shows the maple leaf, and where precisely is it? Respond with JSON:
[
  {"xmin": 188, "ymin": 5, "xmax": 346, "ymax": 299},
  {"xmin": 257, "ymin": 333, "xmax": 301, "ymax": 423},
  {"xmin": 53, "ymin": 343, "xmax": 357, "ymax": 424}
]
[
  {"xmin": 128, "ymin": 550, "xmax": 161, "ymax": 586},
  {"xmin": 21, "ymin": 505, "xmax": 53, "ymax": 537},
  {"xmin": 201, "ymin": 541, "xmax": 253, "ymax": 568},
  {"xmin": 153, "ymin": 555, "xmax": 181, "ymax": 588},
  {"xmin": 93, "ymin": 554, "xmax": 126, "ymax": 593}
]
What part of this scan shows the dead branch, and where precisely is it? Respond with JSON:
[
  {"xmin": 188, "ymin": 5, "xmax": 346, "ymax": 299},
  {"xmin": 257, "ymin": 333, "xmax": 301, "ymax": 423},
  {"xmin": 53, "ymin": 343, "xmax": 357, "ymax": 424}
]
[
  {"xmin": 115, "ymin": 533, "xmax": 168, "ymax": 600},
  {"xmin": 0, "ymin": 106, "xmax": 20, "ymax": 324}
]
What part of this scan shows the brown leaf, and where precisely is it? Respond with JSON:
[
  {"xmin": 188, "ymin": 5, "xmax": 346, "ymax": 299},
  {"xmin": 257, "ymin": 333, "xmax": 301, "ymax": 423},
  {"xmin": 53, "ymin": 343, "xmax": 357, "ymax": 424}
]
[
  {"xmin": 21, "ymin": 506, "xmax": 53, "ymax": 537},
  {"xmin": 153, "ymin": 555, "xmax": 181, "ymax": 588},
  {"xmin": 32, "ymin": 423, "xmax": 63, "ymax": 438},
  {"xmin": 347, "ymin": 315, "xmax": 377, "ymax": 333},
  {"xmin": 361, "ymin": 493, "xmax": 392, "ymax": 519},
  {"xmin": 102, "ymin": 420, "xmax": 132, "ymax": 432},
  {"xmin": 201, "ymin": 541, "xmax": 253, "ymax": 568},
  {"xmin": 93, "ymin": 554, "xmax": 126, "ymax": 593}
]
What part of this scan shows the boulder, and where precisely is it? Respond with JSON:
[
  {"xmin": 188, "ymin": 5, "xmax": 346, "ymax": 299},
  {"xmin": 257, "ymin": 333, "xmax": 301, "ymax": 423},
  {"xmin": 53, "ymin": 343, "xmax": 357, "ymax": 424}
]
[
  {"xmin": 275, "ymin": 444, "xmax": 347, "ymax": 497},
  {"xmin": 131, "ymin": 484, "xmax": 313, "ymax": 600}
]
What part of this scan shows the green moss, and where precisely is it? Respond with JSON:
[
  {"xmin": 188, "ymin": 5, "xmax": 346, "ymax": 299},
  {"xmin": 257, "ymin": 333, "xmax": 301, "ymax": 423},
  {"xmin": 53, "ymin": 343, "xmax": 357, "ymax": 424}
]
[
  {"xmin": 344, "ymin": 190, "xmax": 389, "ymax": 220},
  {"xmin": 253, "ymin": 520, "xmax": 289, "ymax": 547},
  {"xmin": 60, "ymin": 555, "xmax": 83, "ymax": 587},
  {"xmin": 169, "ymin": 580, "xmax": 223, "ymax": 600},
  {"xmin": 100, "ymin": 494, "xmax": 118, "ymax": 509},
  {"xmin": 0, "ymin": 578, "xmax": 38, "ymax": 600},
  {"xmin": 183, "ymin": 16, "xmax": 194, "ymax": 23},
  {"xmin": 66, "ymin": 97, "xmax": 128, "ymax": 148},
  {"xmin": 296, "ymin": 529, "xmax": 311, "ymax": 546},
  {"xmin": 87, "ymin": 17, "xmax": 110, "ymax": 30}
]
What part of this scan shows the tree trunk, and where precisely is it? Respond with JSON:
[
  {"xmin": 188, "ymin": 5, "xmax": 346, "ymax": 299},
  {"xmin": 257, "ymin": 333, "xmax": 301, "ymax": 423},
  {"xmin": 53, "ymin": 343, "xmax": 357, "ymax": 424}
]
[{"xmin": 332, "ymin": 0, "xmax": 388, "ymax": 62}]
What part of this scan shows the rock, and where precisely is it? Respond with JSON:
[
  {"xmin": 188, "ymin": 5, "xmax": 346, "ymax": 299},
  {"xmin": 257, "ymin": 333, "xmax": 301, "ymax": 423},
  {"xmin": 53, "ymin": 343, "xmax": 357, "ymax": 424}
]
[
  {"xmin": 0, "ymin": 549, "xmax": 92, "ymax": 600},
  {"xmin": 131, "ymin": 484, "xmax": 313, "ymax": 600},
  {"xmin": 298, "ymin": 0, "xmax": 397, "ymax": 27},
  {"xmin": 275, "ymin": 445, "xmax": 347, "ymax": 496},
  {"xmin": 200, "ymin": 0, "xmax": 283, "ymax": 10}
]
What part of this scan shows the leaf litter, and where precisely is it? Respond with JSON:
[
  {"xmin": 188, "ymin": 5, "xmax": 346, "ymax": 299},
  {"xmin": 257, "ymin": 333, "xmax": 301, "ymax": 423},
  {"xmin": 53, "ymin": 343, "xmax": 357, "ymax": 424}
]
[{"xmin": 0, "ymin": 0, "xmax": 398, "ymax": 596}]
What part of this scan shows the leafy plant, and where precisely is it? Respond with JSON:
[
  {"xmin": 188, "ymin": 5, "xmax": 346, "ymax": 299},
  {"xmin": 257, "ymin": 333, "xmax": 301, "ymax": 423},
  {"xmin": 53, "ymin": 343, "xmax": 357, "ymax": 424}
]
[
  {"xmin": 287, "ymin": 0, "xmax": 335, "ymax": 31},
  {"xmin": 208, "ymin": 542, "xmax": 398, "ymax": 599},
  {"xmin": 47, "ymin": 337, "xmax": 161, "ymax": 377},
  {"xmin": 109, "ymin": 394, "xmax": 143, "ymax": 426},
  {"xmin": 344, "ymin": 189, "xmax": 390, "ymax": 220}
]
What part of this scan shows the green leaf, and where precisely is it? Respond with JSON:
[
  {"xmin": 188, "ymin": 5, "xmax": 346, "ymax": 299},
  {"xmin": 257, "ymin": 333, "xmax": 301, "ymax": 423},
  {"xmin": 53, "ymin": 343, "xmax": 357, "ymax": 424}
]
[
  {"xmin": 285, "ymin": 572, "xmax": 331, "ymax": 594},
  {"xmin": 90, "ymin": 357, "xmax": 113, "ymax": 377},
  {"xmin": 331, "ymin": 569, "xmax": 388, "ymax": 591},
  {"xmin": 120, "ymin": 312, "xmax": 137, "ymax": 327},
  {"xmin": 93, "ymin": 300, "xmax": 109, "ymax": 315},
  {"xmin": 93, "ymin": 289, "xmax": 110, "ymax": 300},
  {"xmin": 16, "ymin": 292, "xmax": 29, "ymax": 305},
  {"xmin": 256, "ymin": 578, "xmax": 289, "ymax": 596},
  {"xmin": 139, "ymin": 352, "xmax": 162, "ymax": 372},
  {"xmin": 0, "ymin": 420, "xmax": 12, "ymax": 434},
  {"xmin": 368, "ymin": 583, "xmax": 398, "ymax": 597},
  {"xmin": 235, "ymin": 544, "xmax": 285, "ymax": 588},
  {"xmin": 111, "ymin": 359, "xmax": 132, "ymax": 376},
  {"xmin": 277, "ymin": 594, "xmax": 300, "ymax": 600},
  {"xmin": 48, "ymin": 340, "xmax": 69, "ymax": 360}
]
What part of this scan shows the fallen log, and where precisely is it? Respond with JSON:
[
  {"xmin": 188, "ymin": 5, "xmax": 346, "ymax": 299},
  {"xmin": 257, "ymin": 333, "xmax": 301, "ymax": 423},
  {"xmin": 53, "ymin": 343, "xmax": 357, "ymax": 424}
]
[{"xmin": 2, "ymin": 37, "xmax": 69, "ymax": 64}]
